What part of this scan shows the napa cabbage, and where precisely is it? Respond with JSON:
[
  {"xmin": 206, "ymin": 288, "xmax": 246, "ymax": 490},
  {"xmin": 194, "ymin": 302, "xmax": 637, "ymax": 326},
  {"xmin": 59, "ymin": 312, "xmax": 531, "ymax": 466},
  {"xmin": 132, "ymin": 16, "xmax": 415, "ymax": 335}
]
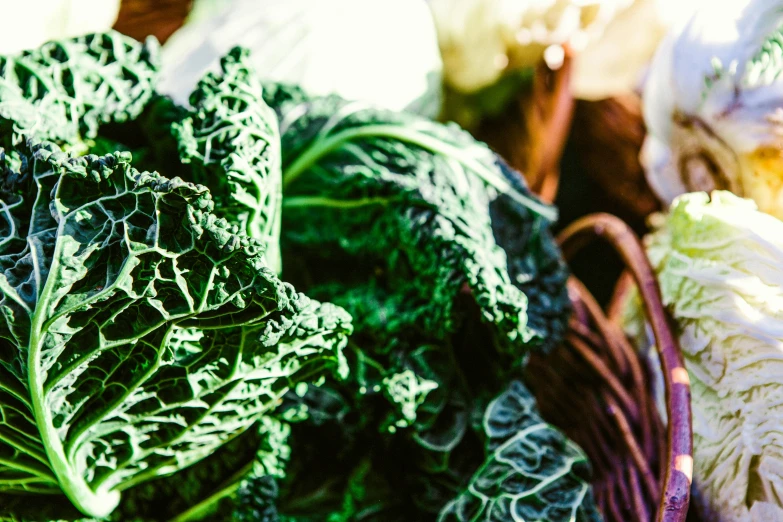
[{"xmin": 625, "ymin": 191, "xmax": 783, "ymax": 522}]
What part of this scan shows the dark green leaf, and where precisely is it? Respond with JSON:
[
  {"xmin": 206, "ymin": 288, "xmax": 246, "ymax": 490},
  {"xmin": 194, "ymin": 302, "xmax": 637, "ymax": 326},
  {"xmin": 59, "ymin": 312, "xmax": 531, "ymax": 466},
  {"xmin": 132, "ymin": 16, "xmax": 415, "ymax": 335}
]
[
  {"xmin": 275, "ymin": 92, "xmax": 565, "ymax": 356},
  {"xmin": 0, "ymin": 141, "xmax": 349, "ymax": 517},
  {"xmin": 0, "ymin": 32, "xmax": 159, "ymax": 149},
  {"xmin": 173, "ymin": 48, "xmax": 282, "ymax": 272},
  {"xmin": 438, "ymin": 381, "xmax": 601, "ymax": 522}
]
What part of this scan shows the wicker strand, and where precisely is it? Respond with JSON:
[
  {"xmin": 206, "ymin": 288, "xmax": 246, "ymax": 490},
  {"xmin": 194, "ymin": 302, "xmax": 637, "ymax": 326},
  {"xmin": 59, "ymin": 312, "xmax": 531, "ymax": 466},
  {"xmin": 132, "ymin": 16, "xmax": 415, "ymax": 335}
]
[
  {"xmin": 575, "ymin": 279, "xmax": 655, "ymax": 462},
  {"xmin": 567, "ymin": 334, "xmax": 639, "ymax": 421},
  {"xmin": 606, "ymin": 481, "xmax": 625, "ymax": 522},
  {"xmin": 603, "ymin": 392, "xmax": 659, "ymax": 500},
  {"xmin": 569, "ymin": 278, "xmax": 631, "ymax": 377},
  {"xmin": 627, "ymin": 458, "xmax": 651, "ymax": 522}
]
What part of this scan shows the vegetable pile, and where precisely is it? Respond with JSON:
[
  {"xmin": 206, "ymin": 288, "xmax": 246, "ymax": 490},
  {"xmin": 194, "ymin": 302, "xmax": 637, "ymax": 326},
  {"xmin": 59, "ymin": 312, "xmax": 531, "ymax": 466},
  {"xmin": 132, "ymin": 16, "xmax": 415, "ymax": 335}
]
[
  {"xmin": 90, "ymin": 0, "xmax": 783, "ymax": 521},
  {"xmin": 0, "ymin": 31, "xmax": 600, "ymax": 522}
]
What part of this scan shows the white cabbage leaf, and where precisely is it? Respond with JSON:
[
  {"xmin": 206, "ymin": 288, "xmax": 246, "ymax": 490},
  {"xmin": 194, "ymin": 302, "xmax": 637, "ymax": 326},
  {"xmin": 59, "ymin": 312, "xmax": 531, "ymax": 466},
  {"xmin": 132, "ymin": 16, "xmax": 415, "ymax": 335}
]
[
  {"xmin": 572, "ymin": 0, "xmax": 706, "ymax": 99},
  {"xmin": 428, "ymin": 0, "xmax": 634, "ymax": 94}
]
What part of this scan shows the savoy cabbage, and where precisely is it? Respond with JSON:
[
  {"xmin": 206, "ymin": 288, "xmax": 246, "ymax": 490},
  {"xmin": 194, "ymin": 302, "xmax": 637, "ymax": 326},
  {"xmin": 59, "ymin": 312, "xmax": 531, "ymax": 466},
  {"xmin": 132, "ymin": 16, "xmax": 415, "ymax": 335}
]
[
  {"xmin": 0, "ymin": 30, "xmax": 596, "ymax": 522},
  {"xmin": 251, "ymin": 83, "xmax": 584, "ymax": 519},
  {"xmin": 0, "ymin": 34, "xmax": 350, "ymax": 519},
  {"xmin": 0, "ymin": 139, "xmax": 350, "ymax": 518}
]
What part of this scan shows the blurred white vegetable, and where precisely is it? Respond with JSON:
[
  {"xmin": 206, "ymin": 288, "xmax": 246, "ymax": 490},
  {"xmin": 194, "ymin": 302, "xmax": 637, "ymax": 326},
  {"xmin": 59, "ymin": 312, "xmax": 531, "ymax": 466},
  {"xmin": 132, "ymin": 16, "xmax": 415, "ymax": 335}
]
[
  {"xmin": 0, "ymin": 0, "xmax": 120, "ymax": 54},
  {"xmin": 428, "ymin": 0, "xmax": 633, "ymax": 94},
  {"xmin": 623, "ymin": 191, "xmax": 783, "ymax": 522},
  {"xmin": 159, "ymin": 0, "xmax": 443, "ymax": 118},
  {"xmin": 642, "ymin": 0, "xmax": 783, "ymax": 218},
  {"xmin": 572, "ymin": 0, "xmax": 705, "ymax": 99}
]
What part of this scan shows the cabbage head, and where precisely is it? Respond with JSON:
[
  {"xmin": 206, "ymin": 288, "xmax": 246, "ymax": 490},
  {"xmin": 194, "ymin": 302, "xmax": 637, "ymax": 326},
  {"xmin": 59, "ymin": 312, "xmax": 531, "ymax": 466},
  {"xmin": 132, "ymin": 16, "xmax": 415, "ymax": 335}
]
[
  {"xmin": 626, "ymin": 191, "xmax": 783, "ymax": 522},
  {"xmin": 642, "ymin": 0, "xmax": 783, "ymax": 219},
  {"xmin": 429, "ymin": 0, "xmax": 632, "ymax": 94}
]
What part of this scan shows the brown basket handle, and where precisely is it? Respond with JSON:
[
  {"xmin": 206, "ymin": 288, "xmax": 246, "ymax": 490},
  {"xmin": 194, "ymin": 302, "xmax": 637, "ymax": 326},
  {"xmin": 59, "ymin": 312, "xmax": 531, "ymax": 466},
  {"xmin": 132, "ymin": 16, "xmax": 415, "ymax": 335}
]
[{"xmin": 557, "ymin": 213, "xmax": 693, "ymax": 522}]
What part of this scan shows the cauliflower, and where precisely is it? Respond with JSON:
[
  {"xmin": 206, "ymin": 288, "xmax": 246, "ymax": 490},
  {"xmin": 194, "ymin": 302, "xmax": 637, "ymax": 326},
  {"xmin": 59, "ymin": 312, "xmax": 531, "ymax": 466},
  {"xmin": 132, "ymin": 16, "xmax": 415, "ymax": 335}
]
[
  {"xmin": 625, "ymin": 191, "xmax": 783, "ymax": 522},
  {"xmin": 642, "ymin": 0, "xmax": 783, "ymax": 218}
]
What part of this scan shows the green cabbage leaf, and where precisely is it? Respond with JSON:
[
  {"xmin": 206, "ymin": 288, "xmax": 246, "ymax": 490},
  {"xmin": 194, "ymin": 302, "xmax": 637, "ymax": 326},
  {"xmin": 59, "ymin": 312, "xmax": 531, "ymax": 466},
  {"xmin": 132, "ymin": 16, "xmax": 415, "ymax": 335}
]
[
  {"xmin": 439, "ymin": 381, "xmax": 600, "ymax": 522},
  {"xmin": 0, "ymin": 48, "xmax": 350, "ymax": 517},
  {"xmin": 0, "ymin": 32, "xmax": 159, "ymax": 150}
]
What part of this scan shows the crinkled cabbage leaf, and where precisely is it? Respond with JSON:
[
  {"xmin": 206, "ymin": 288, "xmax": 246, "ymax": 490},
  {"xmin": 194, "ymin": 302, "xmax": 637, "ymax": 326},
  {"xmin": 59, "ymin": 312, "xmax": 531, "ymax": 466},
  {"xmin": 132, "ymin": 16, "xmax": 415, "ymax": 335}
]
[
  {"xmin": 0, "ymin": 142, "xmax": 348, "ymax": 517},
  {"xmin": 0, "ymin": 31, "xmax": 159, "ymax": 149},
  {"xmin": 271, "ymin": 83, "xmax": 567, "ymax": 355},
  {"xmin": 439, "ymin": 381, "xmax": 600, "ymax": 522}
]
